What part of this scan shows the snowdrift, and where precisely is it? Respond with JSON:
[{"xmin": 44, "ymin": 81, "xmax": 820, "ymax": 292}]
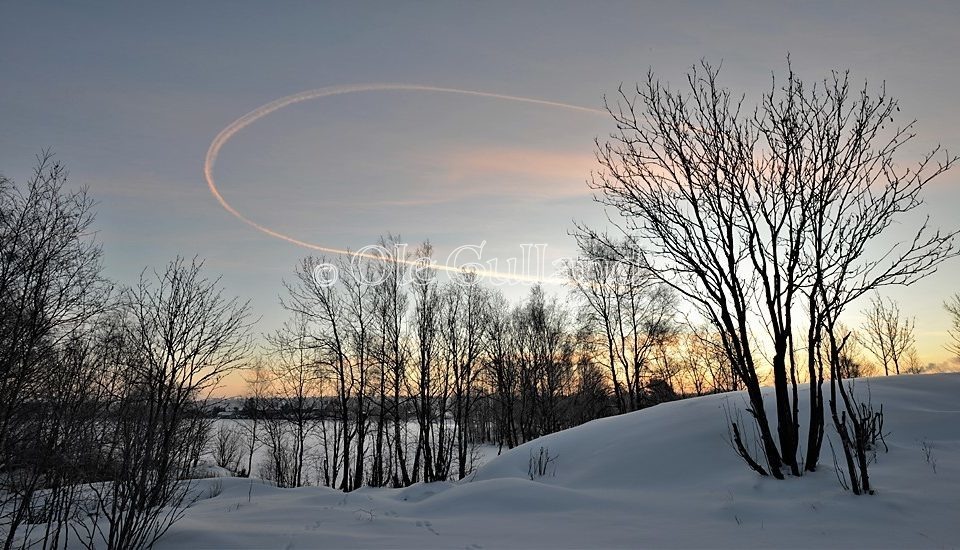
[{"xmin": 158, "ymin": 374, "xmax": 960, "ymax": 548}]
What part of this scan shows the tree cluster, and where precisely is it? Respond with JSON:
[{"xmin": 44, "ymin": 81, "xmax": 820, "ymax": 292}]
[
  {"xmin": 239, "ymin": 237, "xmax": 697, "ymax": 491},
  {"xmin": 0, "ymin": 155, "xmax": 252, "ymax": 549},
  {"xmin": 223, "ymin": 222, "xmax": 763, "ymax": 492},
  {"xmin": 586, "ymin": 60, "xmax": 956, "ymax": 492}
]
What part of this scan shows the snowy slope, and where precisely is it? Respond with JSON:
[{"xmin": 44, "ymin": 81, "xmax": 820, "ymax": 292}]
[{"xmin": 158, "ymin": 374, "xmax": 960, "ymax": 549}]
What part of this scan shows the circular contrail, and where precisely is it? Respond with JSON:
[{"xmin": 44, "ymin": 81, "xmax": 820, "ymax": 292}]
[{"xmin": 203, "ymin": 84, "xmax": 606, "ymax": 283}]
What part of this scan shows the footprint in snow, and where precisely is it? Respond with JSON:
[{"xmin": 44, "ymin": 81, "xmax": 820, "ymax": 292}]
[{"xmin": 415, "ymin": 519, "xmax": 440, "ymax": 535}]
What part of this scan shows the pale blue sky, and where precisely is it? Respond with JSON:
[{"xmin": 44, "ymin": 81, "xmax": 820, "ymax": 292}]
[{"xmin": 2, "ymin": 1, "xmax": 958, "ymax": 368}]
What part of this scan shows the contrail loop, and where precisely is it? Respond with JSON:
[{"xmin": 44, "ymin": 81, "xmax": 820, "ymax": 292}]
[{"xmin": 203, "ymin": 84, "xmax": 606, "ymax": 283}]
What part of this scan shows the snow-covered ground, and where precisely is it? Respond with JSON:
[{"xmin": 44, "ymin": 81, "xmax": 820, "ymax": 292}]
[{"xmin": 159, "ymin": 374, "xmax": 960, "ymax": 549}]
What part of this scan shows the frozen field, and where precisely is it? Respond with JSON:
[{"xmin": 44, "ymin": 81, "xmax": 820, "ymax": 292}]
[{"xmin": 160, "ymin": 374, "xmax": 960, "ymax": 549}]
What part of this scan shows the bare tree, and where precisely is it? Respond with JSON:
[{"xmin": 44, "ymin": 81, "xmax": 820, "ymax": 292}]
[
  {"xmin": 281, "ymin": 253, "xmax": 379, "ymax": 491},
  {"xmin": 210, "ymin": 423, "xmax": 244, "ymax": 474},
  {"xmin": 833, "ymin": 329, "xmax": 874, "ymax": 379},
  {"xmin": 283, "ymin": 256, "xmax": 350, "ymax": 489},
  {"xmin": 87, "ymin": 257, "xmax": 253, "ymax": 549},
  {"xmin": 567, "ymin": 237, "xmax": 678, "ymax": 413},
  {"xmin": 483, "ymin": 292, "xmax": 521, "ymax": 451},
  {"xmin": 588, "ymin": 61, "xmax": 813, "ymax": 478},
  {"xmin": 512, "ymin": 286, "xmax": 577, "ymax": 440},
  {"xmin": 861, "ymin": 295, "xmax": 916, "ymax": 376},
  {"xmin": 588, "ymin": 60, "xmax": 956, "ymax": 483},
  {"xmin": 799, "ymin": 70, "xmax": 956, "ymax": 492},
  {"xmin": 438, "ymin": 273, "xmax": 489, "ymax": 480},
  {"xmin": 266, "ymin": 314, "xmax": 324, "ymax": 488},
  {"xmin": 678, "ymin": 324, "xmax": 738, "ymax": 395},
  {"xmin": 241, "ymin": 360, "xmax": 271, "ymax": 478},
  {"xmin": 408, "ymin": 243, "xmax": 444, "ymax": 482},
  {"xmin": 369, "ymin": 236, "xmax": 413, "ymax": 487},
  {"xmin": 0, "ymin": 153, "xmax": 110, "ymax": 550},
  {"xmin": 945, "ymin": 293, "xmax": 960, "ymax": 359}
]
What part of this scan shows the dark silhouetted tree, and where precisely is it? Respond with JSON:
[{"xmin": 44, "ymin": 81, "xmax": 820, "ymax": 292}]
[{"xmin": 586, "ymin": 60, "xmax": 956, "ymax": 485}]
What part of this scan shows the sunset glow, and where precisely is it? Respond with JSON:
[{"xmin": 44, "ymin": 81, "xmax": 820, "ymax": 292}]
[{"xmin": 3, "ymin": 3, "xmax": 960, "ymax": 548}]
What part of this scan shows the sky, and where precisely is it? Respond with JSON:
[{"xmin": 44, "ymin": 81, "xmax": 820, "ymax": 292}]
[{"xmin": 2, "ymin": 1, "xmax": 958, "ymax": 392}]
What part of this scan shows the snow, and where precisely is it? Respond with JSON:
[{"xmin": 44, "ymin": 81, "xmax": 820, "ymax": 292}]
[{"xmin": 158, "ymin": 374, "xmax": 960, "ymax": 548}]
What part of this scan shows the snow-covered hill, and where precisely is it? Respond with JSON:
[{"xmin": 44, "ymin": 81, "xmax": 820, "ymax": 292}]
[{"xmin": 159, "ymin": 374, "xmax": 960, "ymax": 549}]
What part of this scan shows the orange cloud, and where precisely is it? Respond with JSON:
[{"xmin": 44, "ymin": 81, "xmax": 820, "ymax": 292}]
[{"xmin": 437, "ymin": 147, "xmax": 598, "ymax": 199}]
